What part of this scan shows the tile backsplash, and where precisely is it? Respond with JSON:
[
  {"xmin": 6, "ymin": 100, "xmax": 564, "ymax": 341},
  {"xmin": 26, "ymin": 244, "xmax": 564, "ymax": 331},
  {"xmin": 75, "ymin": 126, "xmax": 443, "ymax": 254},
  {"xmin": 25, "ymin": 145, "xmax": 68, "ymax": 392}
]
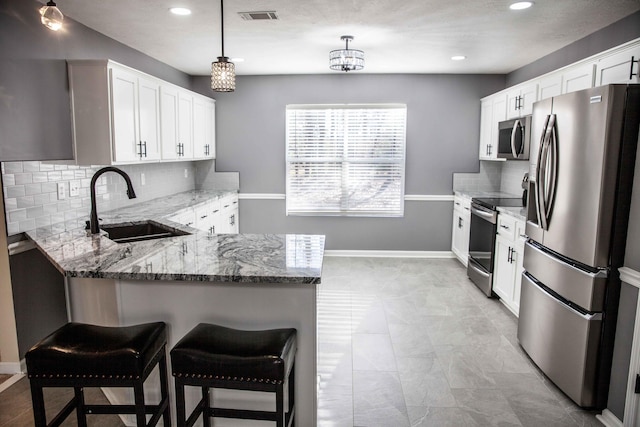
[
  {"xmin": 1, "ymin": 160, "xmax": 202, "ymax": 236},
  {"xmin": 453, "ymin": 160, "xmax": 529, "ymax": 196}
]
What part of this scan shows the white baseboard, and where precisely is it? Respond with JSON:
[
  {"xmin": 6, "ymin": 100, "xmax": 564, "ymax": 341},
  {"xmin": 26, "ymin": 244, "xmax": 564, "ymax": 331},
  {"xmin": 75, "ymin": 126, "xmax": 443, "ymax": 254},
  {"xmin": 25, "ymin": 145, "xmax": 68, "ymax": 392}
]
[
  {"xmin": 0, "ymin": 373, "xmax": 25, "ymax": 394},
  {"xmin": 0, "ymin": 361, "xmax": 22, "ymax": 374},
  {"xmin": 324, "ymin": 250, "xmax": 455, "ymax": 259},
  {"xmin": 596, "ymin": 409, "xmax": 622, "ymax": 427}
]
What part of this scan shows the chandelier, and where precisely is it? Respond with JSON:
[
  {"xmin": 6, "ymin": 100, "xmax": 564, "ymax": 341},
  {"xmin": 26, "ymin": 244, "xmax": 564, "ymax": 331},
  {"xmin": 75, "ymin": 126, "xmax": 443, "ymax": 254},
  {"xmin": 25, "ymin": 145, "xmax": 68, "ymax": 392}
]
[
  {"xmin": 329, "ymin": 35, "xmax": 364, "ymax": 72},
  {"xmin": 211, "ymin": 0, "xmax": 235, "ymax": 92},
  {"xmin": 39, "ymin": 0, "xmax": 64, "ymax": 31}
]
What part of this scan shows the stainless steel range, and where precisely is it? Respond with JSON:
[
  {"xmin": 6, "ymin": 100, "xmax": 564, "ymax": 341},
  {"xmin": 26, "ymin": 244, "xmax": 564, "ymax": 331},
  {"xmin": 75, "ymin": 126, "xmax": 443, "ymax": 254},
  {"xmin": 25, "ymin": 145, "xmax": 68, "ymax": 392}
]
[{"xmin": 467, "ymin": 197, "xmax": 523, "ymax": 296}]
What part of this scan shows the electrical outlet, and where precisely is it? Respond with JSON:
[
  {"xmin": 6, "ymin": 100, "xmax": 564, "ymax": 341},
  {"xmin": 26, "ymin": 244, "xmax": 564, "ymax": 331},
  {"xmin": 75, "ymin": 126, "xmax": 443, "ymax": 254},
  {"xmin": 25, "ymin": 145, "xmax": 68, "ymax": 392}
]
[
  {"xmin": 57, "ymin": 182, "xmax": 66, "ymax": 200},
  {"xmin": 141, "ymin": 173, "xmax": 146, "ymax": 186},
  {"xmin": 184, "ymin": 169, "xmax": 188, "ymax": 178},
  {"xmin": 69, "ymin": 180, "xmax": 80, "ymax": 197}
]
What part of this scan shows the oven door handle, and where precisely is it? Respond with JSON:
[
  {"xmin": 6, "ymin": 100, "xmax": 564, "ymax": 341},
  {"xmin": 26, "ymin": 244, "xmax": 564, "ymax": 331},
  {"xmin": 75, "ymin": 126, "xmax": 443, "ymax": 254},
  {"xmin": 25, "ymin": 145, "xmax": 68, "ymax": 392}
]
[{"xmin": 470, "ymin": 204, "xmax": 497, "ymax": 224}]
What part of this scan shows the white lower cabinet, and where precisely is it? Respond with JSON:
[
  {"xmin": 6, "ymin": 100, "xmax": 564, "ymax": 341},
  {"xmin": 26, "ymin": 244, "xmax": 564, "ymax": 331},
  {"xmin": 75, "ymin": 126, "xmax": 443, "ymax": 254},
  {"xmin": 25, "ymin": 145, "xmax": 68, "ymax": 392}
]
[
  {"xmin": 451, "ymin": 195, "xmax": 471, "ymax": 266},
  {"xmin": 167, "ymin": 194, "xmax": 239, "ymax": 235},
  {"xmin": 492, "ymin": 214, "xmax": 525, "ymax": 316}
]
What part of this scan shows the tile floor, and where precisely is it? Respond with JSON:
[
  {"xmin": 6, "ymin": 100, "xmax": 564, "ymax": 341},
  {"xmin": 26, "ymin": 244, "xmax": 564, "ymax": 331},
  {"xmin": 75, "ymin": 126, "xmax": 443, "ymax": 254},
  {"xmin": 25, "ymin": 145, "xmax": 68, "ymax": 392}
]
[
  {"xmin": 0, "ymin": 257, "xmax": 603, "ymax": 426},
  {"xmin": 316, "ymin": 257, "xmax": 602, "ymax": 427}
]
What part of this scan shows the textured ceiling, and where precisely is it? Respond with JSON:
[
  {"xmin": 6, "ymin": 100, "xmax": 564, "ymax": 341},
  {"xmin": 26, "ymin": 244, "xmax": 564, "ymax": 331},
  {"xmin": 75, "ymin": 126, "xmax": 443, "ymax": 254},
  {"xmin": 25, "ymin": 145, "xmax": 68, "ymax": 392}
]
[{"xmin": 54, "ymin": 0, "xmax": 640, "ymax": 76}]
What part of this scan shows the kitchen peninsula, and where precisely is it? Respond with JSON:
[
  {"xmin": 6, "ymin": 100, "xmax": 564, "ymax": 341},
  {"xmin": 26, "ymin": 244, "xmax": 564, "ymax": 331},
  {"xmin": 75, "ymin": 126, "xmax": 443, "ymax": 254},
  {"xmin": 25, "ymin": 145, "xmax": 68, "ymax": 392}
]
[{"xmin": 24, "ymin": 190, "xmax": 325, "ymax": 426}]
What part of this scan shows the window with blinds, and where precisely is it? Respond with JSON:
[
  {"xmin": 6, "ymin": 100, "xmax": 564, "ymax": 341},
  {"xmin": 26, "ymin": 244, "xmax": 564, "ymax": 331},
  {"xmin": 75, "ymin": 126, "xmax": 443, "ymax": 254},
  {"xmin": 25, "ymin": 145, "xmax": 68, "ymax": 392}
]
[{"xmin": 286, "ymin": 104, "xmax": 407, "ymax": 216}]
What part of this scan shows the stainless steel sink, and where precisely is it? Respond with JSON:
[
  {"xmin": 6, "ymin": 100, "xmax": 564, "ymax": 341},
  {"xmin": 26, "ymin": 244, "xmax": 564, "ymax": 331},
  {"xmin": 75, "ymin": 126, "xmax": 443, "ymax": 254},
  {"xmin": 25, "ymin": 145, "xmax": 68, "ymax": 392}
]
[{"xmin": 101, "ymin": 221, "xmax": 190, "ymax": 243}]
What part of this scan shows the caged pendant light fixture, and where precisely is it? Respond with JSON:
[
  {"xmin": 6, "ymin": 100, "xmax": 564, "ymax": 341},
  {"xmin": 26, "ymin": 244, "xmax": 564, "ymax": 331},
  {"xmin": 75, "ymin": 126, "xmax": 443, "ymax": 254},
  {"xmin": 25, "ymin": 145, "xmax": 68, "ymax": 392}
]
[
  {"xmin": 211, "ymin": 0, "xmax": 235, "ymax": 92},
  {"xmin": 329, "ymin": 35, "xmax": 364, "ymax": 72},
  {"xmin": 39, "ymin": 0, "xmax": 64, "ymax": 31}
]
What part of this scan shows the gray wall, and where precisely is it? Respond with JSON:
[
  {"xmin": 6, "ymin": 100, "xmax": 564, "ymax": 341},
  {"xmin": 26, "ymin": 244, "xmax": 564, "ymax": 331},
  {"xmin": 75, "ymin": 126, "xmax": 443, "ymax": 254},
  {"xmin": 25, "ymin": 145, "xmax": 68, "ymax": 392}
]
[
  {"xmin": 507, "ymin": 10, "xmax": 640, "ymax": 87},
  {"xmin": 192, "ymin": 74, "xmax": 505, "ymax": 251},
  {"xmin": 0, "ymin": 0, "xmax": 190, "ymax": 161}
]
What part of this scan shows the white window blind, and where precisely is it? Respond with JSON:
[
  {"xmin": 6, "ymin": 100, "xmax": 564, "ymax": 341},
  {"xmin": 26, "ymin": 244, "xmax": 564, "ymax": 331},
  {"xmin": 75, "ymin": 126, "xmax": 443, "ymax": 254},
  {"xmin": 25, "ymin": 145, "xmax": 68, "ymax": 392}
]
[{"xmin": 286, "ymin": 104, "xmax": 407, "ymax": 216}]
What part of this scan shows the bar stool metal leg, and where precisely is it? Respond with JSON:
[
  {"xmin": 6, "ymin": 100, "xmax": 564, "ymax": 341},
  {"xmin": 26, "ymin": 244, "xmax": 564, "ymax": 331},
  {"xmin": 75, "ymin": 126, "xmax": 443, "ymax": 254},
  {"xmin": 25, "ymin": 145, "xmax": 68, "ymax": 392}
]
[{"xmin": 74, "ymin": 387, "xmax": 87, "ymax": 427}]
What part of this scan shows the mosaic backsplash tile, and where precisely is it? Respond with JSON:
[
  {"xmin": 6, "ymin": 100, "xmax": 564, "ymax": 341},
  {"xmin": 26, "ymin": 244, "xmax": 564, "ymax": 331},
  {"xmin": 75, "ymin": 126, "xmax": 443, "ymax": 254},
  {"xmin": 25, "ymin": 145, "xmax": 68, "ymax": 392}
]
[{"xmin": 2, "ymin": 160, "xmax": 202, "ymax": 236}]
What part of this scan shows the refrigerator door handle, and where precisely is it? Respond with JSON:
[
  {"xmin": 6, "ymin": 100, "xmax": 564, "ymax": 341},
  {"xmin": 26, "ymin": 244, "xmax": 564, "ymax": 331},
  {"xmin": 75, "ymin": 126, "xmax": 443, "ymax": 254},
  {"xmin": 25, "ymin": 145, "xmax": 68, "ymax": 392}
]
[
  {"xmin": 511, "ymin": 119, "xmax": 522, "ymax": 157},
  {"xmin": 536, "ymin": 115, "xmax": 551, "ymax": 230},
  {"xmin": 544, "ymin": 115, "xmax": 559, "ymax": 225}
]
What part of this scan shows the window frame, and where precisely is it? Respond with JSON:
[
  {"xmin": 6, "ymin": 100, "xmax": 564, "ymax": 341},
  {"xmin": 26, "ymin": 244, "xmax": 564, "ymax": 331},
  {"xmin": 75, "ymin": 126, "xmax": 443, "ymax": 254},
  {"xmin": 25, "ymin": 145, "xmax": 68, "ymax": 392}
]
[{"xmin": 285, "ymin": 103, "xmax": 407, "ymax": 217}]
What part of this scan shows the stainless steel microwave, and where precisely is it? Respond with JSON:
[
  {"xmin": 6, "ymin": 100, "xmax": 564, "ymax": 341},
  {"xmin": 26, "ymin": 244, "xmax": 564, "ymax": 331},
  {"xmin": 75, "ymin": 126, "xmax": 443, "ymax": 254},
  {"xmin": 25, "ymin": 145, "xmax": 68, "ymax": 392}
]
[{"xmin": 497, "ymin": 115, "xmax": 531, "ymax": 160}]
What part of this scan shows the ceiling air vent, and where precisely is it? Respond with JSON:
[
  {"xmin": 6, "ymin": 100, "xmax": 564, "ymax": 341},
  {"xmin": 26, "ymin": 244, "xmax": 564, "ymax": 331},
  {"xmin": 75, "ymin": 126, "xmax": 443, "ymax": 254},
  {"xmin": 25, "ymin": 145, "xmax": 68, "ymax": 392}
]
[{"xmin": 238, "ymin": 11, "xmax": 278, "ymax": 20}]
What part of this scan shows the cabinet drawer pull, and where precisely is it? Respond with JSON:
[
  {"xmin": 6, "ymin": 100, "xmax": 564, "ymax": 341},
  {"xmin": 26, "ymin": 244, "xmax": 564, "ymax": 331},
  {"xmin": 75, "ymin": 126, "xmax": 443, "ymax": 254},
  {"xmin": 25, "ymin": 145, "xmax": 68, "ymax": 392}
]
[
  {"xmin": 500, "ymin": 224, "xmax": 510, "ymax": 230},
  {"xmin": 630, "ymin": 56, "xmax": 639, "ymax": 80}
]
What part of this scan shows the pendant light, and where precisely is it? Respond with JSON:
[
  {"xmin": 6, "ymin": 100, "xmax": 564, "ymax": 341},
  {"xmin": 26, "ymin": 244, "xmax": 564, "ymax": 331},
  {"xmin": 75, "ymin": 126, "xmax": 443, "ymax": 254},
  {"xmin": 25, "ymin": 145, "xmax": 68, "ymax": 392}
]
[
  {"xmin": 39, "ymin": 0, "xmax": 64, "ymax": 31},
  {"xmin": 329, "ymin": 35, "xmax": 364, "ymax": 72},
  {"xmin": 211, "ymin": 0, "xmax": 235, "ymax": 92}
]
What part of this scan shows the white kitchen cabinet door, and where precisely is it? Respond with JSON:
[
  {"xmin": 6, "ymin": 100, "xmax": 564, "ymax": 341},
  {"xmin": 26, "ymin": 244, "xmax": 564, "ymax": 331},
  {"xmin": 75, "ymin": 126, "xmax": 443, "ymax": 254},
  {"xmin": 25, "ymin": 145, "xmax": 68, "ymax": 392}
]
[
  {"xmin": 595, "ymin": 43, "xmax": 640, "ymax": 85},
  {"xmin": 109, "ymin": 67, "xmax": 139, "ymax": 163},
  {"xmin": 478, "ymin": 99, "xmax": 494, "ymax": 160},
  {"xmin": 506, "ymin": 83, "xmax": 538, "ymax": 119},
  {"xmin": 537, "ymin": 73, "xmax": 563, "ymax": 101},
  {"xmin": 451, "ymin": 198, "xmax": 471, "ymax": 266},
  {"xmin": 492, "ymin": 215, "xmax": 525, "ymax": 316},
  {"xmin": 193, "ymin": 97, "xmax": 215, "ymax": 159},
  {"xmin": 177, "ymin": 91, "xmax": 194, "ymax": 159},
  {"xmin": 479, "ymin": 94, "xmax": 507, "ymax": 160},
  {"xmin": 561, "ymin": 62, "xmax": 595, "ymax": 94},
  {"xmin": 512, "ymin": 242, "xmax": 524, "ymax": 314},
  {"xmin": 492, "ymin": 235, "xmax": 515, "ymax": 305},
  {"xmin": 137, "ymin": 76, "xmax": 162, "ymax": 161},
  {"xmin": 168, "ymin": 210, "xmax": 195, "ymax": 228},
  {"xmin": 160, "ymin": 85, "xmax": 180, "ymax": 160}
]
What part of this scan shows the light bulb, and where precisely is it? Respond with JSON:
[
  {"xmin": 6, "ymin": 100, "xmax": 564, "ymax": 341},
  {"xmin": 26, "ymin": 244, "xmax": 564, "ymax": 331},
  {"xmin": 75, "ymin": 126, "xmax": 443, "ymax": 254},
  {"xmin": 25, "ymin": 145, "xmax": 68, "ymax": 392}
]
[{"xmin": 40, "ymin": 1, "xmax": 64, "ymax": 31}]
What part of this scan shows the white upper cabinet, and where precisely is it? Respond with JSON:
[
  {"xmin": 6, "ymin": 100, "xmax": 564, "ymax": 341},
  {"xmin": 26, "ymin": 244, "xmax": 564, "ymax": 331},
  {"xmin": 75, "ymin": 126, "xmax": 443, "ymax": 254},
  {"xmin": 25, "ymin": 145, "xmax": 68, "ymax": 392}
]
[
  {"xmin": 561, "ymin": 62, "xmax": 595, "ymax": 94},
  {"xmin": 136, "ymin": 76, "xmax": 162, "ymax": 161},
  {"xmin": 177, "ymin": 91, "xmax": 194, "ymax": 159},
  {"xmin": 109, "ymin": 66, "xmax": 139, "ymax": 163},
  {"xmin": 595, "ymin": 43, "xmax": 640, "ymax": 85},
  {"xmin": 193, "ymin": 96, "xmax": 216, "ymax": 159},
  {"xmin": 68, "ymin": 60, "xmax": 215, "ymax": 165},
  {"xmin": 506, "ymin": 82, "xmax": 538, "ymax": 118},
  {"xmin": 160, "ymin": 85, "xmax": 180, "ymax": 160},
  {"xmin": 479, "ymin": 94, "xmax": 507, "ymax": 160},
  {"xmin": 537, "ymin": 73, "xmax": 563, "ymax": 101}
]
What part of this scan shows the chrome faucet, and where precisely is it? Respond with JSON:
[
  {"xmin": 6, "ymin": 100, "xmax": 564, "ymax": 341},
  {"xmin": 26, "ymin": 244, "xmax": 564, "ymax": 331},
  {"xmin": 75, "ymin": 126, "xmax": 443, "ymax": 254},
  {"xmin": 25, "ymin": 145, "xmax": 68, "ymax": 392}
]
[{"xmin": 89, "ymin": 166, "xmax": 137, "ymax": 234}]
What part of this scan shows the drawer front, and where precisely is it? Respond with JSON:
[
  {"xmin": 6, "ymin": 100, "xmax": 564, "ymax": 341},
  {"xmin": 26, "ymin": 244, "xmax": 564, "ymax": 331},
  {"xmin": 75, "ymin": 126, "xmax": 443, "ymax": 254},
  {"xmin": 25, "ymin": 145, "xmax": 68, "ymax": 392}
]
[{"xmin": 497, "ymin": 214, "xmax": 517, "ymax": 240}]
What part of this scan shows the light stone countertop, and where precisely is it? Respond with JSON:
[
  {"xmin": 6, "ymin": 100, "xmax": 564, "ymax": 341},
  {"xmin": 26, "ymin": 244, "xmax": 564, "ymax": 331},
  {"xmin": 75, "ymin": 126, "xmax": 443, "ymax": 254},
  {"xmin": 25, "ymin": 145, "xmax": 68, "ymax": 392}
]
[
  {"xmin": 26, "ymin": 190, "xmax": 325, "ymax": 284},
  {"xmin": 497, "ymin": 206, "xmax": 527, "ymax": 222}
]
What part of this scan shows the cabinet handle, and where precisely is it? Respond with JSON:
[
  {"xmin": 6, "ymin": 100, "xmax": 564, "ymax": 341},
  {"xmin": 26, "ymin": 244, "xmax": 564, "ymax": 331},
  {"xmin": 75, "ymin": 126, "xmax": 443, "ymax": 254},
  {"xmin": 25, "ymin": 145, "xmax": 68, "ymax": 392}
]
[
  {"xmin": 500, "ymin": 224, "xmax": 510, "ymax": 230},
  {"xmin": 230, "ymin": 214, "xmax": 235, "ymax": 226},
  {"xmin": 507, "ymin": 247, "xmax": 513, "ymax": 263},
  {"xmin": 200, "ymin": 215, "xmax": 207, "ymax": 219},
  {"xmin": 143, "ymin": 141, "xmax": 147, "ymax": 157},
  {"xmin": 137, "ymin": 141, "xmax": 144, "ymax": 159},
  {"xmin": 458, "ymin": 217, "xmax": 463, "ymax": 228},
  {"xmin": 631, "ymin": 56, "xmax": 639, "ymax": 80}
]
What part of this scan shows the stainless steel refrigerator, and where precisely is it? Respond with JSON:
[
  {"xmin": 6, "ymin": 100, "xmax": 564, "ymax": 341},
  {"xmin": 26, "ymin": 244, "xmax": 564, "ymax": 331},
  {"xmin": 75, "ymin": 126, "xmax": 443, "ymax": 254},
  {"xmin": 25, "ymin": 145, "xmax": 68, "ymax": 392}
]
[{"xmin": 518, "ymin": 84, "xmax": 640, "ymax": 409}]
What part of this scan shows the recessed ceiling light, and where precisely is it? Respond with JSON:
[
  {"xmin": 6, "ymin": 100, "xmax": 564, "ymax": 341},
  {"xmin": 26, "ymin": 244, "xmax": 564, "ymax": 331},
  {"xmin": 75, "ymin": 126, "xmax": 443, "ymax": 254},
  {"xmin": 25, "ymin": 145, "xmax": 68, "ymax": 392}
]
[
  {"xmin": 510, "ymin": 1, "xmax": 533, "ymax": 10},
  {"xmin": 451, "ymin": 55, "xmax": 466, "ymax": 61},
  {"xmin": 169, "ymin": 7, "xmax": 192, "ymax": 16}
]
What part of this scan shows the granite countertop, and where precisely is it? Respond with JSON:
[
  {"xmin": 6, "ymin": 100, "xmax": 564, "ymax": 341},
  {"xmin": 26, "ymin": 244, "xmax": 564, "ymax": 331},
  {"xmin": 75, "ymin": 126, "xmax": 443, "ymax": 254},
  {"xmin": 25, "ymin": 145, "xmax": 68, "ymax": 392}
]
[
  {"xmin": 454, "ymin": 190, "xmax": 521, "ymax": 200},
  {"xmin": 26, "ymin": 190, "xmax": 325, "ymax": 284},
  {"xmin": 497, "ymin": 206, "xmax": 527, "ymax": 222}
]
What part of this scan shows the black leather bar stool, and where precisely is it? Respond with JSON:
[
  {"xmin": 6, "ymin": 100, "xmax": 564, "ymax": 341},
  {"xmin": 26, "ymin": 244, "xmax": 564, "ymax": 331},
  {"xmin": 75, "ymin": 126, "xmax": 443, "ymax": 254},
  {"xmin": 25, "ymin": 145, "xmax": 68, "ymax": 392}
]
[
  {"xmin": 171, "ymin": 323, "xmax": 296, "ymax": 427},
  {"xmin": 25, "ymin": 322, "xmax": 170, "ymax": 427}
]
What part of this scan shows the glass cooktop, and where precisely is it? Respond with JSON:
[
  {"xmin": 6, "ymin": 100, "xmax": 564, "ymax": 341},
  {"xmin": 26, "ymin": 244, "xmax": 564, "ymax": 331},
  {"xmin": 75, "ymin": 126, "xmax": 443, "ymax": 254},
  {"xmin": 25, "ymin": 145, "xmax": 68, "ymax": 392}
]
[{"xmin": 472, "ymin": 197, "xmax": 523, "ymax": 210}]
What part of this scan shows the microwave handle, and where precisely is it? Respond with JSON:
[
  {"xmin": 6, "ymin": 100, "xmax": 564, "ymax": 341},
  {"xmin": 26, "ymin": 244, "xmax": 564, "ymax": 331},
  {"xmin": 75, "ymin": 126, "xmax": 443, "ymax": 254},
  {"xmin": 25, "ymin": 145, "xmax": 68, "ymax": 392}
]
[{"xmin": 511, "ymin": 119, "xmax": 522, "ymax": 158}]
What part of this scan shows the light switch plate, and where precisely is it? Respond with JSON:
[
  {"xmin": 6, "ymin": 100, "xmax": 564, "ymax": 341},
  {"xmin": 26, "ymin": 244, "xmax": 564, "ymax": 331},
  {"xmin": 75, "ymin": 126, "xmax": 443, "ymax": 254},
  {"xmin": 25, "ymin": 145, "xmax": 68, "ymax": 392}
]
[
  {"xmin": 57, "ymin": 182, "xmax": 66, "ymax": 200},
  {"xmin": 69, "ymin": 180, "xmax": 80, "ymax": 197},
  {"xmin": 141, "ymin": 173, "xmax": 146, "ymax": 186}
]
